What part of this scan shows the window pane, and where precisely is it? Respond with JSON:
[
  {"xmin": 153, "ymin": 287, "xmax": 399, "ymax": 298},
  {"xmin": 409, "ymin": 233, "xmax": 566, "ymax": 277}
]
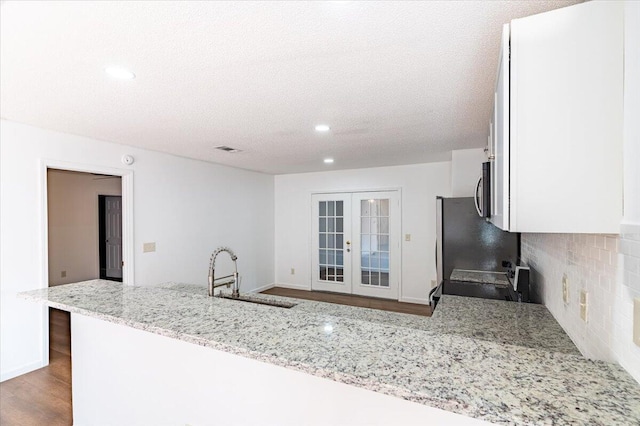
[
  {"xmin": 379, "ymin": 217, "xmax": 389, "ymax": 234},
  {"xmin": 336, "ymin": 234, "xmax": 343, "ymax": 248},
  {"xmin": 371, "ymin": 217, "xmax": 379, "ymax": 234},
  {"xmin": 361, "ymin": 235, "xmax": 370, "ymax": 252},
  {"xmin": 379, "ymin": 235, "xmax": 389, "ymax": 251},
  {"xmin": 370, "ymin": 200, "xmax": 379, "ymax": 217},
  {"xmin": 370, "ymin": 235, "xmax": 379, "ymax": 252},
  {"xmin": 319, "ymin": 202, "xmax": 326, "ymax": 217},
  {"xmin": 361, "ymin": 270, "xmax": 370, "ymax": 284},
  {"xmin": 380, "ymin": 272, "xmax": 389, "ymax": 287},
  {"xmin": 328, "ymin": 201, "xmax": 335, "ymax": 216},
  {"xmin": 361, "ymin": 251, "xmax": 370, "ymax": 268},
  {"xmin": 319, "ymin": 218, "xmax": 326, "ymax": 232},
  {"xmin": 328, "ymin": 250, "xmax": 335, "ymax": 265},
  {"xmin": 319, "ymin": 234, "xmax": 327, "ymax": 249},
  {"xmin": 361, "ymin": 200, "xmax": 370, "ymax": 216},
  {"xmin": 328, "ymin": 218, "xmax": 335, "ymax": 232},
  {"xmin": 319, "ymin": 266, "xmax": 327, "ymax": 280},
  {"xmin": 336, "ymin": 201, "xmax": 343, "ymax": 216},
  {"xmin": 371, "ymin": 273, "xmax": 380, "ymax": 286},
  {"xmin": 361, "ymin": 217, "xmax": 370, "ymax": 233},
  {"xmin": 336, "ymin": 218, "xmax": 343, "ymax": 232},
  {"xmin": 328, "ymin": 234, "xmax": 335, "ymax": 249},
  {"xmin": 370, "ymin": 252, "xmax": 379, "ymax": 269},
  {"xmin": 319, "ymin": 249, "xmax": 327, "ymax": 265},
  {"xmin": 336, "ymin": 250, "xmax": 343, "ymax": 266},
  {"xmin": 380, "ymin": 199, "xmax": 389, "ymax": 216}
]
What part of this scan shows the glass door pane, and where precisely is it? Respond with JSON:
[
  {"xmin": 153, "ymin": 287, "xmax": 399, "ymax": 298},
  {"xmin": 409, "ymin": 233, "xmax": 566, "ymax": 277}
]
[{"xmin": 359, "ymin": 199, "xmax": 390, "ymax": 288}]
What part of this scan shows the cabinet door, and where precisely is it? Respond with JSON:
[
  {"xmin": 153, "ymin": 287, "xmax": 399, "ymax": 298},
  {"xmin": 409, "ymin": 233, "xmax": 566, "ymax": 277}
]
[
  {"xmin": 490, "ymin": 23, "xmax": 510, "ymax": 231},
  {"xmin": 509, "ymin": 1, "xmax": 623, "ymax": 232}
]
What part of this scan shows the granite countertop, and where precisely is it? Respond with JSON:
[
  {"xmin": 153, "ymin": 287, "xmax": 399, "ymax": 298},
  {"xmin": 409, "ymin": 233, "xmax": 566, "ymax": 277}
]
[
  {"xmin": 450, "ymin": 269, "xmax": 511, "ymax": 287},
  {"xmin": 21, "ymin": 280, "xmax": 640, "ymax": 425}
]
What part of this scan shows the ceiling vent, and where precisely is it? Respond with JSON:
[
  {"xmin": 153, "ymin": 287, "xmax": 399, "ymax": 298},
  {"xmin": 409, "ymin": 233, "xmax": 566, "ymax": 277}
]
[{"xmin": 215, "ymin": 146, "xmax": 242, "ymax": 153}]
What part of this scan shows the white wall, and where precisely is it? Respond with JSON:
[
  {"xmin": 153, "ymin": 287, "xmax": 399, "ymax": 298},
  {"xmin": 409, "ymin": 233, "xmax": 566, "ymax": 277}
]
[
  {"xmin": 47, "ymin": 169, "xmax": 122, "ymax": 286},
  {"xmin": 274, "ymin": 162, "xmax": 452, "ymax": 304},
  {"xmin": 520, "ymin": 1, "xmax": 640, "ymax": 384},
  {"xmin": 451, "ymin": 148, "xmax": 486, "ymax": 197},
  {"xmin": 0, "ymin": 120, "xmax": 275, "ymax": 381}
]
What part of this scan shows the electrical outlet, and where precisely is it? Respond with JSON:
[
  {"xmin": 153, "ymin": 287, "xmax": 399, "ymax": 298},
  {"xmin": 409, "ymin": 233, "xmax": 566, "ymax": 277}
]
[
  {"xmin": 290, "ymin": 268, "xmax": 295, "ymax": 275},
  {"xmin": 405, "ymin": 234, "xmax": 411, "ymax": 242},
  {"xmin": 580, "ymin": 290, "xmax": 588, "ymax": 322},
  {"xmin": 562, "ymin": 274, "xmax": 569, "ymax": 304},
  {"xmin": 634, "ymin": 298, "xmax": 640, "ymax": 347},
  {"xmin": 143, "ymin": 242, "xmax": 156, "ymax": 253},
  {"xmin": 61, "ymin": 270, "xmax": 66, "ymax": 278}
]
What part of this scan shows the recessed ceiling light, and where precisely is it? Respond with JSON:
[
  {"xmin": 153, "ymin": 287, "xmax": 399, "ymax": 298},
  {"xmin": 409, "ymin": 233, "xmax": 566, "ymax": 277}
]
[
  {"xmin": 105, "ymin": 66, "xmax": 136, "ymax": 80},
  {"xmin": 324, "ymin": 158, "xmax": 334, "ymax": 164},
  {"xmin": 315, "ymin": 124, "xmax": 331, "ymax": 132}
]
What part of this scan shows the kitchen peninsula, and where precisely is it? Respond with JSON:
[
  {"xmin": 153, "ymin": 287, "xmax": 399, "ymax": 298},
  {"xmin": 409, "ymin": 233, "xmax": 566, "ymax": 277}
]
[{"xmin": 22, "ymin": 280, "xmax": 640, "ymax": 425}]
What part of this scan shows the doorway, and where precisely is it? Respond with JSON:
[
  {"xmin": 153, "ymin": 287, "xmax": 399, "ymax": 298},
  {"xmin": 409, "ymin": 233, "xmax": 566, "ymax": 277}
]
[
  {"xmin": 99, "ymin": 195, "xmax": 123, "ymax": 281},
  {"xmin": 311, "ymin": 191, "xmax": 401, "ymax": 300}
]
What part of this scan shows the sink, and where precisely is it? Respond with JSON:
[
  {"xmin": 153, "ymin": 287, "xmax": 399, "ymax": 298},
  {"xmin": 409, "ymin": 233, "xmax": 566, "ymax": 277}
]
[{"xmin": 216, "ymin": 293, "xmax": 296, "ymax": 309}]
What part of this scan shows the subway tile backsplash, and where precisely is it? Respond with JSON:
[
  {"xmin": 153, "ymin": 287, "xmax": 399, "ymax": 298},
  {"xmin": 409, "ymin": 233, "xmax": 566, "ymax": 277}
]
[{"xmin": 522, "ymin": 232, "xmax": 640, "ymax": 383}]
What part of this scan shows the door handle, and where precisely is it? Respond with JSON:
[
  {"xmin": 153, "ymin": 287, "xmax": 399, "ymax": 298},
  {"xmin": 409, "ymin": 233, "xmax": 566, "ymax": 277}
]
[{"xmin": 346, "ymin": 241, "xmax": 351, "ymax": 252}]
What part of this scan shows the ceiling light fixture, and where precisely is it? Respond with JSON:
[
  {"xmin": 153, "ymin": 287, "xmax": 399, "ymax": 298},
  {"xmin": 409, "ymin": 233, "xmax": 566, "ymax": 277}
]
[
  {"xmin": 324, "ymin": 158, "xmax": 334, "ymax": 164},
  {"xmin": 315, "ymin": 124, "xmax": 331, "ymax": 132},
  {"xmin": 105, "ymin": 66, "xmax": 136, "ymax": 80},
  {"xmin": 215, "ymin": 146, "xmax": 242, "ymax": 153}
]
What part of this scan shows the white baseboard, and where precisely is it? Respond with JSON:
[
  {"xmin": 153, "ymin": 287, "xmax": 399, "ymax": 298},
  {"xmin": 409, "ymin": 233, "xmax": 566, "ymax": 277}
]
[
  {"xmin": 272, "ymin": 283, "xmax": 311, "ymax": 291},
  {"xmin": 399, "ymin": 296, "xmax": 430, "ymax": 305},
  {"xmin": 1, "ymin": 359, "xmax": 46, "ymax": 382},
  {"xmin": 247, "ymin": 283, "xmax": 276, "ymax": 294}
]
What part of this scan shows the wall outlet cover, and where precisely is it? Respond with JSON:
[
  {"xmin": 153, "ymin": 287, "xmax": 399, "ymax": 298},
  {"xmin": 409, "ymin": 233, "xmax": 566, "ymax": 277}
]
[{"xmin": 580, "ymin": 290, "xmax": 588, "ymax": 322}]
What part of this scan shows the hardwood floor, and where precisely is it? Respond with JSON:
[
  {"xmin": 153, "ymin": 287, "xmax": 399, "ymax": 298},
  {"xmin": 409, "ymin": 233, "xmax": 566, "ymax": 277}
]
[
  {"xmin": 0, "ymin": 308, "xmax": 72, "ymax": 426},
  {"xmin": 262, "ymin": 287, "xmax": 432, "ymax": 316}
]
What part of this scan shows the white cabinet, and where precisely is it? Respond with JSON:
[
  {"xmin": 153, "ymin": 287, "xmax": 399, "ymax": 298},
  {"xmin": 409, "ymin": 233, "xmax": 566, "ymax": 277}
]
[{"xmin": 490, "ymin": 1, "xmax": 624, "ymax": 233}]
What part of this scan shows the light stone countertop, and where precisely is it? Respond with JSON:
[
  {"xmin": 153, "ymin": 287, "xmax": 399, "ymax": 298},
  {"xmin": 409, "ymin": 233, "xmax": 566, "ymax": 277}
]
[{"xmin": 21, "ymin": 280, "xmax": 640, "ymax": 425}]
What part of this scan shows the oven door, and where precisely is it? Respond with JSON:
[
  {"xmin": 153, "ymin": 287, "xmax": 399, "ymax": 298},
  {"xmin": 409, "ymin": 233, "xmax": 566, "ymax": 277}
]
[{"xmin": 474, "ymin": 162, "xmax": 491, "ymax": 218}]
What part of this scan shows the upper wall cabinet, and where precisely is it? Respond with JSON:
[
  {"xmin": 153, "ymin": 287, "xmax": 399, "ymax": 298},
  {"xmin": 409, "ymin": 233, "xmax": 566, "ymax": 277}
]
[{"xmin": 490, "ymin": 1, "xmax": 624, "ymax": 233}]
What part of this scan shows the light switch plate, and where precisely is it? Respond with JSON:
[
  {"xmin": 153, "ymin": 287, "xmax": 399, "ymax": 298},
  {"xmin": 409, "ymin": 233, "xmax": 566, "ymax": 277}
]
[
  {"xmin": 634, "ymin": 298, "xmax": 640, "ymax": 347},
  {"xmin": 143, "ymin": 242, "xmax": 156, "ymax": 253}
]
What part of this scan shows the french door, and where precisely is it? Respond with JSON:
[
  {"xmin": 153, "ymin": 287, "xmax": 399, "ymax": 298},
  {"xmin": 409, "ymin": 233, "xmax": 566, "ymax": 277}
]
[{"xmin": 311, "ymin": 191, "xmax": 400, "ymax": 300}]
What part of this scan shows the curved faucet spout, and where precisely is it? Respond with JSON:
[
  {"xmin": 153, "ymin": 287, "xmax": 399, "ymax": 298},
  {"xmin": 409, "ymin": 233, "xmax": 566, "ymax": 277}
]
[{"xmin": 208, "ymin": 247, "xmax": 239, "ymax": 297}]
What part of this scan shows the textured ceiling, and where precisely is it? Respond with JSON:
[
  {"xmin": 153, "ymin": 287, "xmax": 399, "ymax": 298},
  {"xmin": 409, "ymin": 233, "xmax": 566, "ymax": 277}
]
[{"xmin": 0, "ymin": 1, "xmax": 581, "ymax": 174}]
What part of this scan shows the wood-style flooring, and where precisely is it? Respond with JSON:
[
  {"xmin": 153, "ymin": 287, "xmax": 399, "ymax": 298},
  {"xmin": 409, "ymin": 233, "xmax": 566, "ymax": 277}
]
[
  {"xmin": 0, "ymin": 308, "xmax": 72, "ymax": 426},
  {"xmin": 262, "ymin": 287, "xmax": 432, "ymax": 316}
]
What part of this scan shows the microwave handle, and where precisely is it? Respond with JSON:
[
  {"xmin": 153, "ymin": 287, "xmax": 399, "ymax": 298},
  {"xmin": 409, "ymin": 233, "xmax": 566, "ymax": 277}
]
[{"xmin": 474, "ymin": 176, "xmax": 483, "ymax": 217}]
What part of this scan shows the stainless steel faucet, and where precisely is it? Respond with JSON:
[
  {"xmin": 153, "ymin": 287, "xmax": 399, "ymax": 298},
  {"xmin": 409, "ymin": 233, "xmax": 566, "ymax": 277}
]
[{"xmin": 208, "ymin": 247, "xmax": 239, "ymax": 297}]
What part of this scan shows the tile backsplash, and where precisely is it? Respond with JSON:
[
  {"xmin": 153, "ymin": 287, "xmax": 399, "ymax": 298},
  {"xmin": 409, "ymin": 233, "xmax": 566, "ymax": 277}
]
[{"xmin": 522, "ymin": 232, "xmax": 640, "ymax": 383}]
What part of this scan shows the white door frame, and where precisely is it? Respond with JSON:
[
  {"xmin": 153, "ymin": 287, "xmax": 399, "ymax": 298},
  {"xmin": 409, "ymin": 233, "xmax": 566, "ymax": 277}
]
[
  {"xmin": 310, "ymin": 188, "xmax": 402, "ymax": 300},
  {"xmin": 38, "ymin": 159, "xmax": 134, "ymax": 367}
]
